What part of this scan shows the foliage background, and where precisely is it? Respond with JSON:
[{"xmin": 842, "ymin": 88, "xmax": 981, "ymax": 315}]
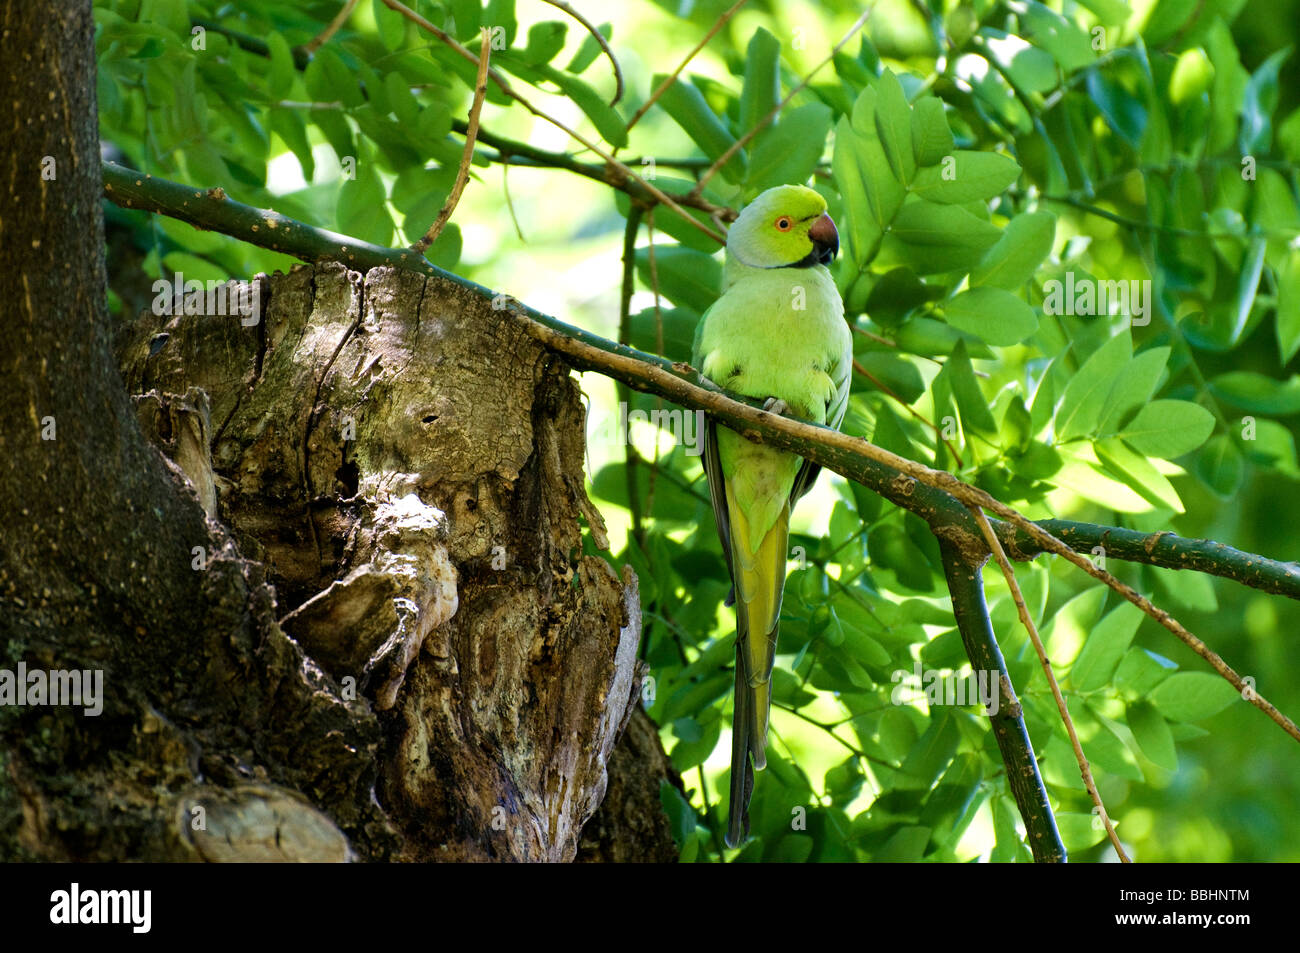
[{"xmin": 95, "ymin": 0, "xmax": 1300, "ymax": 861}]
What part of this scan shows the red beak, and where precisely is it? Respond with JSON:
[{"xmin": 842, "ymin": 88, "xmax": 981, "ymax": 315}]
[{"xmin": 808, "ymin": 212, "xmax": 839, "ymax": 265}]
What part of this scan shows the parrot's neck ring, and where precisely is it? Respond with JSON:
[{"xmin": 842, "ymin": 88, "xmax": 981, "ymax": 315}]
[{"xmin": 727, "ymin": 246, "xmax": 824, "ymax": 270}]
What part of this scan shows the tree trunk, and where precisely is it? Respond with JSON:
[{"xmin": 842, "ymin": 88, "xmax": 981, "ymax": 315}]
[{"xmin": 1, "ymin": 3, "xmax": 677, "ymax": 863}]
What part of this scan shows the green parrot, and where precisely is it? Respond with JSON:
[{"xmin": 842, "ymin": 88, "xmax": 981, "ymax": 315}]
[{"xmin": 692, "ymin": 184, "xmax": 852, "ymax": 847}]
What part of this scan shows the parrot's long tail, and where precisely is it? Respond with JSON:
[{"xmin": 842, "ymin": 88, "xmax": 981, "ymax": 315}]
[{"xmin": 724, "ymin": 491, "xmax": 791, "ymax": 849}]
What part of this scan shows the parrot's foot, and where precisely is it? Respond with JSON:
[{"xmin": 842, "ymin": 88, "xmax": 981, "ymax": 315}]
[{"xmin": 761, "ymin": 397, "xmax": 789, "ymax": 416}]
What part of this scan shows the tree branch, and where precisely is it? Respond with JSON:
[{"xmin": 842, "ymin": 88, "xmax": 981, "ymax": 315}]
[
  {"xmin": 938, "ymin": 539, "xmax": 1065, "ymax": 863},
  {"xmin": 411, "ymin": 27, "xmax": 490, "ymax": 254},
  {"xmin": 969, "ymin": 506, "xmax": 1128, "ymax": 862},
  {"xmin": 999, "ymin": 519, "xmax": 1300, "ymax": 602}
]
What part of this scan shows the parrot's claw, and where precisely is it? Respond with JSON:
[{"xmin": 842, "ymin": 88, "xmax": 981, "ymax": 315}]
[{"xmin": 761, "ymin": 397, "xmax": 789, "ymax": 416}]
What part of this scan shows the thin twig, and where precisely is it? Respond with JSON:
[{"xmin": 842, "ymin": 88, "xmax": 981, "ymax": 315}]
[
  {"xmin": 623, "ymin": 0, "xmax": 750, "ymax": 135},
  {"xmin": 968, "ymin": 505, "xmax": 1131, "ymax": 863},
  {"xmin": 540, "ymin": 0, "xmax": 624, "ymax": 105},
  {"xmin": 411, "ymin": 28, "xmax": 491, "ymax": 254},
  {"xmin": 689, "ymin": 8, "xmax": 872, "ymax": 199},
  {"xmin": 304, "ymin": 0, "xmax": 362, "ymax": 55},
  {"xmin": 501, "ymin": 163, "xmax": 525, "ymax": 241}
]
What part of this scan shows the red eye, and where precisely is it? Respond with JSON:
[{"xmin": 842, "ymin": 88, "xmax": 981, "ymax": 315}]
[{"xmin": 775, "ymin": 216, "xmax": 792, "ymax": 231}]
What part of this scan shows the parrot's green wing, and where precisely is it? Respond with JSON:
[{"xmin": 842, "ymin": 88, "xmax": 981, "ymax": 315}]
[{"xmin": 784, "ymin": 338, "xmax": 852, "ymax": 508}]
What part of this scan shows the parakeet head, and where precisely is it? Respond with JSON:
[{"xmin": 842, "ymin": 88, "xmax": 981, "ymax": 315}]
[{"xmin": 726, "ymin": 185, "xmax": 839, "ymax": 270}]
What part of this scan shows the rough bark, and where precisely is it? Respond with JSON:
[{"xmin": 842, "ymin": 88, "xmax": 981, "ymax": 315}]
[{"xmin": 110, "ymin": 263, "xmax": 660, "ymax": 861}]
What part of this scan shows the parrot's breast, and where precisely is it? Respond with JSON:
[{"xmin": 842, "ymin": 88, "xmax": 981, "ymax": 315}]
[{"xmin": 699, "ymin": 264, "xmax": 848, "ymax": 425}]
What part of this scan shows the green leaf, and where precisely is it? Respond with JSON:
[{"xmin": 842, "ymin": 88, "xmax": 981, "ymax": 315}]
[
  {"xmin": 384, "ymin": 73, "xmax": 421, "ymax": 127},
  {"xmin": 982, "ymin": 32, "xmax": 1059, "ymax": 94},
  {"xmin": 483, "ymin": 0, "xmax": 518, "ymax": 46},
  {"xmin": 1096, "ymin": 437, "xmax": 1183, "ymax": 512},
  {"xmin": 1169, "ymin": 48, "xmax": 1215, "ymax": 106},
  {"xmin": 1113, "ymin": 647, "xmax": 1177, "ymax": 697},
  {"xmin": 1118, "ymin": 400, "xmax": 1215, "ymax": 458},
  {"xmin": 266, "ymin": 32, "xmax": 296, "ymax": 97},
  {"xmin": 1196, "ymin": 434, "xmax": 1244, "ymax": 497},
  {"xmin": 825, "ymin": 757, "xmax": 865, "ymax": 803},
  {"xmin": 971, "ymin": 210, "xmax": 1056, "ymax": 290},
  {"xmin": 536, "ymin": 64, "xmax": 627, "ymax": 148},
  {"xmin": 919, "ymin": 753, "xmax": 983, "ymax": 836},
  {"xmin": 373, "ymin": 0, "xmax": 407, "ymax": 50},
  {"xmin": 1149, "ymin": 672, "xmax": 1242, "ymax": 722},
  {"xmin": 635, "ymin": 246, "xmax": 721, "ymax": 314},
  {"xmin": 565, "ymin": 23, "xmax": 608, "ymax": 74},
  {"xmin": 745, "ymin": 103, "xmax": 831, "ymax": 194},
  {"xmin": 832, "ymin": 118, "xmax": 882, "ymax": 266},
  {"xmin": 1243, "ymin": 417, "xmax": 1300, "ymax": 479},
  {"xmin": 873, "ymin": 825, "xmax": 932, "ymax": 862},
  {"xmin": 854, "ymin": 351, "xmax": 925, "ymax": 404},
  {"xmin": 861, "ymin": 267, "xmax": 941, "ymax": 327},
  {"xmin": 739, "ymin": 28, "xmax": 781, "ymax": 138},
  {"xmin": 1275, "ymin": 249, "xmax": 1300, "ymax": 364},
  {"xmin": 939, "ymin": 339, "xmax": 997, "ymax": 434},
  {"xmin": 888, "ymin": 201, "xmax": 1002, "ymax": 274},
  {"xmin": 659, "ymin": 781, "xmax": 697, "ymax": 845},
  {"xmin": 1230, "ymin": 236, "xmax": 1267, "ymax": 343},
  {"xmin": 1078, "ymin": 703, "xmax": 1144, "ymax": 781},
  {"xmin": 1069, "ymin": 603, "xmax": 1144, "ymax": 693},
  {"xmin": 873, "ymin": 69, "xmax": 916, "ymax": 185},
  {"xmin": 1099, "ymin": 346, "xmax": 1170, "ymax": 433},
  {"xmin": 1151, "ymin": 564, "xmax": 1218, "ymax": 613},
  {"xmin": 337, "ymin": 166, "xmax": 393, "ymax": 245},
  {"xmin": 269, "ymin": 108, "xmax": 315, "ymax": 182},
  {"xmin": 1076, "ymin": 0, "xmax": 1132, "ymax": 24},
  {"xmin": 1055, "ymin": 329, "xmax": 1132, "ymax": 441},
  {"xmin": 909, "ymin": 151, "xmax": 1021, "ymax": 204},
  {"xmin": 847, "ymin": 98, "xmax": 907, "ymax": 231},
  {"xmin": 521, "ymin": 20, "xmax": 567, "ymax": 65},
  {"xmin": 1055, "ymin": 813, "xmax": 1107, "ymax": 851},
  {"xmin": 876, "ymin": 708, "xmax": 918, "ymax": 762},
  {"xmin": 895, "ymin": 316, "xmax": 994, "ymax": 358},
  {"xmin": 1086, "ymin": 69, "xmax": 1144, "ymax": 149},
  {"xmin": 910, "ymin": 96, "xmax": 953, "ymax": 167},
  {"xmin": 831, "ymin": 607, "xmax": 891, "ymax": 667},
  {"xmin": 1018, "ymin": 1, "xmax": 1097, "ymax": 72},
  {"xmin": 1143, "ymin": 0, "xmax": 1202, "ymax": 46},
  {"xmin": 656, "ymin": 76, "xmax": 745, "ymax": 181},
  {"xmin": 305, "ymin": 48, "xmax": 365, "ymax": 109},
  {"xmin": 941, "ymin": 286, "xmax": 1038, "ymax": 346},
  {"xmin": 900, "ymin": 712, "xmax": 959, "ymax": 789},
  {"xmin": 1240, "ymin": 47, "xmax": 1290, "ymax": 154},
  {"xmin": 1127, "ymin": 701, "xmax": 1177, "ymax": 771},
  {"xmin": 869, "ymin": 523, "xmax": 933, "ymax": 591},
  {"xmin": 1209, "ymin": 372, "xmax": 1300, "ymax": 415},
  {"xmin": 670, "ymin": 717, "xmax": 722, "ymax": 771},
  {"xmin": 992, "ymin": 796, "xmax": 1026, "ymax": 862}
]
